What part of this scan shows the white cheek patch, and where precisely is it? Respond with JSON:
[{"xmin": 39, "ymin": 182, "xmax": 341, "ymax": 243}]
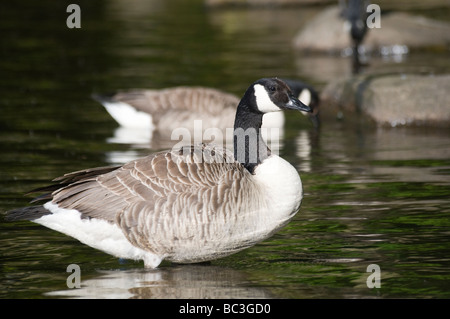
[
  {"xmin": 254, "ymin": 84, "xmax": 281, "ymax": 113},
  {"xmin": 298, "ymin": 89, "xmax": 311, "ymax": 106}
]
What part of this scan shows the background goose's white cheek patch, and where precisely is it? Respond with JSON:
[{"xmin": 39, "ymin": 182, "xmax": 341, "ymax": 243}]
[
  {"xmin": 298, "ymin": 89, "xmax": 311, "ymax": 106},
  {"xmin": 298, "ymin": 89, "xmax": 312, "ymax": 116},
  {"xmin": 254, "ymin": 84, "xmax": 280, "ymax": 113}
]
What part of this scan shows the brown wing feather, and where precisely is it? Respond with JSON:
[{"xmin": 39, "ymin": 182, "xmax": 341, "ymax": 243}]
[
  {"xmin": 26, "ymin": 165, "xmax": 121, "ymax": 203},
  {"xmin": 115, "ymin": 146, "xmax": 258, "ymax": 258},
  {"xmin": 49, "ymin": 144, "xmax": 246, "ymax": 227},
  {"xmin": 10, "ymin": 143, "xmax": 260, "ymax": 258}
]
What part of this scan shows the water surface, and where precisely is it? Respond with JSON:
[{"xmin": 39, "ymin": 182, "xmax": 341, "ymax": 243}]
[{"xmin": 1, "ymin": 0, "xmax": 449, "ymax": 299}]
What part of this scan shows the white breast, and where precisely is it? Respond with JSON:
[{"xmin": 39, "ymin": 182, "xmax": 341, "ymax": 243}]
[{"xmin": 253, "ymin": 155, "xmax": 303, "ymax": 230}]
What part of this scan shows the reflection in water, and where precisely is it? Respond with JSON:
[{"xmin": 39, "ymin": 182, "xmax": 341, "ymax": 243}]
[
  {"xmin": 45, "ymin": 265, "xmax": 273, "ymax": 299},
  {"xmin": 105, "ymin": 150, "xmax": 147, "ymax": 165},
  {"xmin": 295, "ymin": 130, "xmax": 312, "ymax": 173},
  {"xmin": 315, "ymin": 125, "xmax": 450, "ymax": 184},
  {"xmin": 107, "ymin": 127, "xmax": 153, "ymax": 145},
  {"xmin": 104, "ymin": 126, "xmax": 286, "ymax": 164}
]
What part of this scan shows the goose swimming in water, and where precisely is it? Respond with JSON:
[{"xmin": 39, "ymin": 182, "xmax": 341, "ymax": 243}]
[
  {"xmin": 6, "ymin": 78, "xmax": 312, "ymax": 268},
  {"xmin": 92, "ymin": 79, "xmax": 318, "ymax": 138}
]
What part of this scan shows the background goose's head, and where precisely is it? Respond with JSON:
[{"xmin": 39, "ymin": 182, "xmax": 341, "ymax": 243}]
[{"xmin": 249, "ymin": 78, "xmax": 312, "ymax": 114}]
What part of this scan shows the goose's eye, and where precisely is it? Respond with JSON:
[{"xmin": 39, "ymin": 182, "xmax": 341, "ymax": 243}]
[{"xmin": 269, "ymin": 86, "xmax": 276, "ymax": 93}]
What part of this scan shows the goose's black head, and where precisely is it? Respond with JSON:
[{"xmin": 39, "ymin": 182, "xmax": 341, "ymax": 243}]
[
  {"xmin": 234, "ymin": 78, "xmax": 312, "ymax": 174},
  {"xmin": 240, "ymin": 78, "xmax": 312, "ymax": 115},
  {"xmin": 341, "ymin": 0, "xmax": 369, "ymax": 44},
  {"xmin": 282, "ymin": 78, "xmax": 321, "ymax": 128}
]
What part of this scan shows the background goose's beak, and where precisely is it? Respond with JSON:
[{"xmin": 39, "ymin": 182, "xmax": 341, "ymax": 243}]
[{"xmin": 284, "ymin": 95, "xmax": 312, "ymax": 113}]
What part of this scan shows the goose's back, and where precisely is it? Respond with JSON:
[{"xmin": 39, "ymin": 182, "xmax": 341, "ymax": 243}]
[{"xmin": 114, "ymin": 87, "xmax": 239, "ymax": 113}]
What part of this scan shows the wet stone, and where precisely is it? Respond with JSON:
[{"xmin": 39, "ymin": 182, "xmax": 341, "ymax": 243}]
[{"xmin": 320, "ymin": 73, "xmax": 450, "ymax": 127}]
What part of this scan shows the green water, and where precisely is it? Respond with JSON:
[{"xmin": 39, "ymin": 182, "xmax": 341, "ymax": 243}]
[{"xmin": 1, "ymin": 0, "xmax": 449, "ymax": 299}]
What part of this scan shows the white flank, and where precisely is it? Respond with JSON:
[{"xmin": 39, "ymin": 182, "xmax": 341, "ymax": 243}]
[
  {"xmin": 254, "ymin": 84, "xmax": 280, "ymax": 113},
  {"xmin": 35, "ymin": 202, "xmax": 163, "ymax": 268},
  {"xmin": 102, "ymin": 101, "xmax": 153, "ymax": 129}
]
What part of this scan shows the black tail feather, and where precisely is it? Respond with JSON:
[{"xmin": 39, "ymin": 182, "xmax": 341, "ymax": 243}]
[
  {"xmin": 91, "ymin": 92, "xmax": 117, "ymax": 104},
  {"xmin": 25, "ymin": 165, "xmax": 120, "ymax": 204},
  {"xmin": 5, "ymin": 205, "xmax": 50, "ymax": 222}
]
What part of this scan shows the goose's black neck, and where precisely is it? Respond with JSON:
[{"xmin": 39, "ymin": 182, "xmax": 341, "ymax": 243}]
[{"xmin": 233, "ymin": 99, "xmax": 271, "ymax": 174}]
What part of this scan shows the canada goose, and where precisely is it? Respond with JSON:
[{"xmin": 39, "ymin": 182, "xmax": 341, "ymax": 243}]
[
  {"xmin": 340, "ymin": 0, "xmax": 369, "ymax": 51},
  {"xmin": 283, "ymin": 79, "xmax": 320, "ymax": 128},
  {"xmin": 339, "ymin": 0, "xmax": 370, "ymax": 72},
  {"xmin": 92, "ymin": 80, "xmax": 317, "ymax": 138},
  {"xmin": 6, "ymin": 78, "xmax": 311, "ymax": 268}
]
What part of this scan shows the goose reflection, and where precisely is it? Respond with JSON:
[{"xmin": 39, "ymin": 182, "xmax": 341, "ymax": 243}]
[{"xmin": 45, "ymin": 265, "xmax": 273, "ymax": 299}]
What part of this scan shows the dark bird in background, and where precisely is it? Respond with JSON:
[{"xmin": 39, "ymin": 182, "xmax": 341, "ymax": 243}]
[
  {"xmin": 339, "ymin": 0, "xmax": 370, "ymax": 72},
  {"xmin": 284, "ymin": 79, "xmax": 320, "ymax": 129}
]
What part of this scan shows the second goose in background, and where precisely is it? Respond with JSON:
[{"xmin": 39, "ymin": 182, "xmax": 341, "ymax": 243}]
[{"xmin": 92, "ymin": 80, "xmax": 319, "ymax": 140}]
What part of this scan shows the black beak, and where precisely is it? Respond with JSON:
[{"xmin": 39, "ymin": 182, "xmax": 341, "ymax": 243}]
[{"xmin": 284, "ymin": 94, "xmax": 312, "ymax": 113}]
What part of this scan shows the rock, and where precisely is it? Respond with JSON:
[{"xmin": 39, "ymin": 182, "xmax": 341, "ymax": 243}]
[
  {"xmin": 292, "ymin": 6, "xmax": 450, "ymax": 53},
  {"xmin": 320, "ymin": 74, "xmax": 450, "ymax": 127}
]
